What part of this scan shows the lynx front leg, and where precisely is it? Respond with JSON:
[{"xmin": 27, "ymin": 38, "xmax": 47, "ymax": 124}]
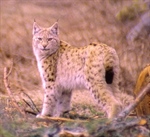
[
  {"xmin": 37, "ymin": 83, "xmax": 58, "ymax": 117},
  {"xmin": 55, "ymin": 90, "xmax": 72, "ymax": 117}
]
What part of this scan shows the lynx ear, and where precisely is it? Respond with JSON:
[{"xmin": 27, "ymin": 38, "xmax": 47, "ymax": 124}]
[
  {"xmin": 33, "ymin": 21, "xmax": 42, "ymax": 35},
  {"xmin": 50, "ymin": 22, "xmax": 59, "ymax": 35}
]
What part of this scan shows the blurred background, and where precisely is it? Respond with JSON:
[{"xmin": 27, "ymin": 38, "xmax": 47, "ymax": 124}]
[{"xmin": 0, "ymin": 0, "xmax": 150, "ymax": 103}]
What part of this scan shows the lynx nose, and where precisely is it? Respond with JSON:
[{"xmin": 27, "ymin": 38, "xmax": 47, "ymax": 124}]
[
  {"xmin": 43, "ymin": 45, "xmax": 47, "ymax": 49},
  {"xmin": 42, "ymin": 41, "xmax": 48, "ymax": 49}
]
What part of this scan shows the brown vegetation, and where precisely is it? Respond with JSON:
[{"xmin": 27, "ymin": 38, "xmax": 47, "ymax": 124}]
[
  {"xmin": 134, "ymin": 65, "xmax": 150, "ymax": 116},
  {"xmin": 0, "ymin": 0, "xmax": 150, "ymax": 136}
]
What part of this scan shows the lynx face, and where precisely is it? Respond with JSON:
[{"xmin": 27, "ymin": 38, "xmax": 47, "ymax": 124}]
[{"xmin": 32, "ymin": 22, "xmax": 60, "ymax": 59}]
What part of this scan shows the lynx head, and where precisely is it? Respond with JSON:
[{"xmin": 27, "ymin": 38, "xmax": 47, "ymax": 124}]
[{"xmin": 32, "ymin": 22, "xmax": 60, "ymax": 60}]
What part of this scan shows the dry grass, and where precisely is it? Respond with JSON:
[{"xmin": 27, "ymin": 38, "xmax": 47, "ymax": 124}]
[{"xmin": 0, "ymin": 0, "xmax": 150, "ymax": 136}]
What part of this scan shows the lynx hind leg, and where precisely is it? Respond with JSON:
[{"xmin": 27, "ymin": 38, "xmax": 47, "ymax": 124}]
[
  {"xmin": 55, "ymin": 90, "xmax": 72, "ymax": 117},
  {"xmin": 88, "ymin": 82, "xmax": 122, "ymax": 119},
  {"xmin": 86, "ymin": 63, "xmax": 122, "ymax": 119}
]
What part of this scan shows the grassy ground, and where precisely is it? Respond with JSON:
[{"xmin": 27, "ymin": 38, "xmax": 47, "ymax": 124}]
[{"xmin": 0, "ymin": 0, "xmax": 150, "ymax": 136}]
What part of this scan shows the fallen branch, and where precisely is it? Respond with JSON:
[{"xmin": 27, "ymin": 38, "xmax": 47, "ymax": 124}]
[
  {"xmin": 59, "ymin": 129, "xmax": 88, "ymax": 137},
  {"xmin": 114, "ymin": 83, "xmax": 150, "ymax": 122},
  {"xmin": 93, "ymin": 83, "xmax": 150, "ymax": 136},
  {"xmin": 36, "ymin": 115, "xmax": 88, "ymax": 123},
  {"xmin": 93, "ymin": 117, "xmax": 148, "ymax": 137}
]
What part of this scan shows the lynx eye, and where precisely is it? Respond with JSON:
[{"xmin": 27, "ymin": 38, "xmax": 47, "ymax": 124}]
[
  {"xmin": 47, "ymin": 38, "xmax": 53, "ymax": 41},
  {"xmin": 37, "ymin": 37, "xmax": 42, "ymax": 41}
]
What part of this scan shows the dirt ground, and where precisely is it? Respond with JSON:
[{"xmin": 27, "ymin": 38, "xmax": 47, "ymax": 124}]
[{"xmin": 0, "ymin": 0, "xmax": 150, "ymax": 136}]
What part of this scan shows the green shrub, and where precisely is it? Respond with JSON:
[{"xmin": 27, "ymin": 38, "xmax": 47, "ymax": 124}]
[{"xmin": 116, "ymin": 0, "xmax": 147, "ymax": 22}]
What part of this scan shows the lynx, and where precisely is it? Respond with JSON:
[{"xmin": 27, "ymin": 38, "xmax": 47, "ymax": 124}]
[{"xmin": 32, "ymin": 22, "xmax": 131, "ymax": 119}]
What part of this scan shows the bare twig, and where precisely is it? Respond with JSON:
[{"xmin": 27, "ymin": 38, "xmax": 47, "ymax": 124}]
[
  {"xmin": 24, "ymin": 109, "xmax": 37, "ymax": 115},
  {"xmin": 4, "ymin": 63, "xmax": 39, "ymax": 117},
  {"xmin": 22, "ymin": 91, "xmax": 40, "ymax": 114},
  {"xmin": 3, "ymin": 67, "xmax": 26, "ymax": 117},
  {"xmin": 22, "ymin": 99, "xmax": 38, "ymax": 115}
]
